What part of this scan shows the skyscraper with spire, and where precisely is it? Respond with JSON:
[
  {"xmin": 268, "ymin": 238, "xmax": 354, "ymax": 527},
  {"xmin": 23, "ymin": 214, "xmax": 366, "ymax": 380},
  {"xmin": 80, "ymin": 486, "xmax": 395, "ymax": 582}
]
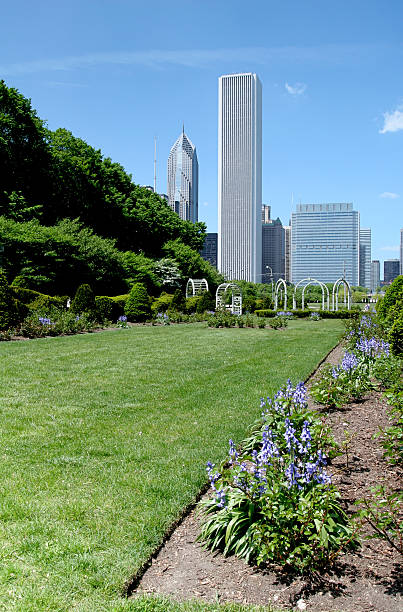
[{"xmin": 167, "ymin": 127, "xmax": 198, "ymax": 223}]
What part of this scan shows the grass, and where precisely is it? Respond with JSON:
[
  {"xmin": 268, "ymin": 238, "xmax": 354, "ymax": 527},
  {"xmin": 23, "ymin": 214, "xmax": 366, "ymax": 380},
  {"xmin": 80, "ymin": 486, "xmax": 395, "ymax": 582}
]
[{"xmin": 0, "ymin": 319, "xmax": 343, "ymax": 610}]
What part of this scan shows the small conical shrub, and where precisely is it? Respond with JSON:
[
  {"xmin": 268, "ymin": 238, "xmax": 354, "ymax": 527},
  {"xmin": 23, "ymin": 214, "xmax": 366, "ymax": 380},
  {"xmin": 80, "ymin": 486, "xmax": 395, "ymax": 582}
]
[
  {"xmin": 125, "ymin": 283, "xmax": 151, "ymax": 322},
  {"xmin": 0, "ymin": 270, "xmax": 18, "ymax": 330},
  {"xmin": 70, "ymin": 284, "xmax": 96, "ymax": 315},
  {"xmin": 170, "ymin": 288, "xmax": 186, "ymax": 312},
  {"xmin": 196, "ymin": 290, "xmax": 215, "ymax": 313}
]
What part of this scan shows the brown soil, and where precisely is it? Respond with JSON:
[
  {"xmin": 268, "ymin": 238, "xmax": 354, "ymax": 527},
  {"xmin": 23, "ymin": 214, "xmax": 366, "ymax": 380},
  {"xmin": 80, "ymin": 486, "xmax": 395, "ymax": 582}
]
[{"xmin": 132, "ymin": 344, "xmax": 402, "ymax": 611}]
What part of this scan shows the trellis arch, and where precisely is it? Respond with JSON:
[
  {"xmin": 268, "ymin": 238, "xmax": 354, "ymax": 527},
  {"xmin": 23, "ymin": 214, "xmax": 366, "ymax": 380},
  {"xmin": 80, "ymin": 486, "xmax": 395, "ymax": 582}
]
[
  {"xmin": 185, "ymin": 278, "xmax": 209, "ymax": 299},
  {"xmin": 274, "ymin": 279, "xmax": 288, "ymax": 310},
  {"xmin": 292, "ymin": 278, "xmax": 330, "ymax": 311},
  {"xmin": 332, "ymin": 278, "xmax": 352, "ymax": 311},
  {"xmin": 216, "ymin": 283, "xmax": 242, "ymax": 315}
]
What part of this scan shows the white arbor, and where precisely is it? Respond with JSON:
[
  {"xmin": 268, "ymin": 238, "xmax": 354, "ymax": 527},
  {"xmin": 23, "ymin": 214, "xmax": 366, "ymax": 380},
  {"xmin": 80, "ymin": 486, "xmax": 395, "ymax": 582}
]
[
  {"xmin": 332, "ymin": 278, "xmax": 352, "ymax": 311},
  {"xmin": 274, "ymin": 279, "xmax": 288, "ymax": 310},
  {"xmin": 292, "ymin": 278, "xmax": 330, "ymax": 310},
  {"xmin": 216, "ymin": 283, "xmax": 242, "ymax": 315},
  {"xmin": 185, "ymin": 278, "xmax": 209, "ymax": 299}
]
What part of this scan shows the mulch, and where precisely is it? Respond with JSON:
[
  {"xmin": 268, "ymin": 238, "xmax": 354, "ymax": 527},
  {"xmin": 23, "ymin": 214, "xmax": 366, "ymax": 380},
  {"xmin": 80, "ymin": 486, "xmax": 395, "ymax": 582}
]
[{"xmin": 131, "ymin": 343, "xmax": 402, "ymax": 611}]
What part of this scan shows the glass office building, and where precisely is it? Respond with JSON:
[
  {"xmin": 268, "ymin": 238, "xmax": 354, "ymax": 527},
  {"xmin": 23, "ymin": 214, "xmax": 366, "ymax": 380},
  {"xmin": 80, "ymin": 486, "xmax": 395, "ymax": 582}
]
[
  {"xmin": 359, "ymin": 228, "xmax": 371, "ymax": 289},
  {"xmin": 291, "ymin": 203, "xmax": 360, "ymax": 285},
  {"xmin": 167, "ymin": 129, "xmax": 198, "ymax": 223}
]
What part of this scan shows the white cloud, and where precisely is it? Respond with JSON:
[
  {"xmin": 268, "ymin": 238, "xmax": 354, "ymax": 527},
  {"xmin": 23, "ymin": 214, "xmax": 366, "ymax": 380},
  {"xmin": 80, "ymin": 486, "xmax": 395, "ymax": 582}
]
[
  {"xmin": 380, "ymin": 245, "xmax": 399, "ymax": 252},
  {"xmin": 379, "ymin": 106, "xmax": 403, "ymax": 133},
  {"xmin": 285, "ymin": 82, "xmax": 307, "ymax": 95},
  {"xmin": 379, "ymin": 191, "xmax": 399, "ymax": 199}
]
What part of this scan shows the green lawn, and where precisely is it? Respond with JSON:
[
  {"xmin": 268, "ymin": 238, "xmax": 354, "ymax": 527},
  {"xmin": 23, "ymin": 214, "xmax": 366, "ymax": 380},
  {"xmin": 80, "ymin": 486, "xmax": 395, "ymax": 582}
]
[{"xmin": 0, "ymin": 320, "xmax": 343, "ymax": 611}]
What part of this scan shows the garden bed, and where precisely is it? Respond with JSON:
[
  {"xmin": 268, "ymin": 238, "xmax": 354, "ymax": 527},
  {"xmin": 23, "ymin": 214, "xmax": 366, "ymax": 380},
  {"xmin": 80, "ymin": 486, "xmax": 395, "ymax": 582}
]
[{"xmin": 134, "ymin": 343, "xmax": 402, "ymax": 612}]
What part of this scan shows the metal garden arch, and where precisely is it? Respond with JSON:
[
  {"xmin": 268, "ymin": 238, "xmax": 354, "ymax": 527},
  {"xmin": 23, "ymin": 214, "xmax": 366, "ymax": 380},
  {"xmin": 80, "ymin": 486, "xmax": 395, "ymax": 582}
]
[
  {"xmin": 332, "ymin": 278, "xmax": 352, "ymax": 311},
  {"xmin": 292, "ymin": 278, "xmax": 330, "ymax": 311},
  {"xmin": 274, "ymin": 279, "xmax": 288, "ymax": 310},
  {"xmin": 216, "ymin": 283, "xmax": 242, "ymax": 315},
  {"xmin": 185, "ymin": 278, "xmax": 209, "ymax": 299}
]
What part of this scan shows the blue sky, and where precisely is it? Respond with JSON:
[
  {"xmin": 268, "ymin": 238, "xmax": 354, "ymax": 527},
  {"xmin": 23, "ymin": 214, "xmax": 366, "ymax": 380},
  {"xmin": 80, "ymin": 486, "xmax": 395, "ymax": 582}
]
[{"xmin": 1, "ymin": 0, "xmax": 402, "ymax": 273}]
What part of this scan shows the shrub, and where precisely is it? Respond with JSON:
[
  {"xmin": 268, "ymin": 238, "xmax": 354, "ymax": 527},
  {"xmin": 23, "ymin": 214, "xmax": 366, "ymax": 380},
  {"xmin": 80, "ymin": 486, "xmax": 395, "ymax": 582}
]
[
  {"xmin": 269, "ymin": 316, "xmax": 287, "ymax": 329},
  {"xmin": 196, "ymin": 290, "xmax": 215, "ymax": 313},
  {"xmin": 110, "ymin": 294, "xmax": 128, "ymax": 317},
  {"xmin": 0, "ymin": 270, "xmax": 19, "ymax": 330},
  {"xmin": 388, "ymin": 308, "xmax": 403, "ymax": 356},
  {"xmin": 151, "ymin": 292, "xmax": 174, "ymax": 314},
  {"xmin": 170, "ymin": 288, "xmax": 186, "ymax": 313},
  {"xmin": 254, "ymin": 309, "xmax": 276, "ymax": 318},
  {"xmin": 70, "ymin": 284, "xmax": 96, "ymax": 315},
  {"xmin": 125, "ymin": 283, "xmax": 151, "ymax": 322},
  {"xmin": 185, "ymin": 295, "xmax": 201, "ymax": 313},
  {"xmin": 377, "ymin": 275, "xmax": 403, "ymax": 321},
  {"xmin": 95, "ymin": 296, "xmax": 121, "ymax": 321}
]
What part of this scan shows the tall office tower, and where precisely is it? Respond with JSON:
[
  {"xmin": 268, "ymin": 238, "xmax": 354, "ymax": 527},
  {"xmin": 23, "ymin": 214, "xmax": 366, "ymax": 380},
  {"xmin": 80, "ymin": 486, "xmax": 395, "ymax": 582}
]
[
  {"xmin": 291, "ymin": 203, "xmax": 360, "ymax": 285},
  {"xmin": 262, "ymin": 217, "xmax": 285, "ymax": 283},
  {"xmin": 167, "ymin": 128, "xmax": 198, "ymax": 223},
  {"xmin": 370, "ymin": 260, "xmax": 380, "ymax": 293},
  {"xmin": 218, "ymin": 73, "xmax": 262, "ymax": 282},
  {"xmin": 262, "ymin": 205, "xmax": 271, "ymax": 223},
  {"xmin": 400, "ymin": 228, "xmax": 403, "ymax": 275},
  {"xmin": 359, "ymin": 228, "xmax": 371, "ymax": 289},
  {"xmin": 284, "ymin": 225, "xmax": 291, "ymax": 282},
  {"xmin": 384, "ymin": 259, "xmax": 400, "ymax": 284},
  {"xmin": 200, "ymin": 233, "xmax": 218, "ymax": 269}
]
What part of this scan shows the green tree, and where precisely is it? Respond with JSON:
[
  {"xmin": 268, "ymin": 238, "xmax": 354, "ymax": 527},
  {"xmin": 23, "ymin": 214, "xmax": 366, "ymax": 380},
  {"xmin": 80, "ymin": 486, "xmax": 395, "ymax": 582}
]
[
  {"xmin": 170, "ymin": 288, "xmax": 186, "ymax": 312},
  {"xmin": 125, "ymin": 283, "xmax": 151, "ymax": 322},
  {"xmin": 0, "ymin": 269, "xmax": 18, "ymax": 329}
]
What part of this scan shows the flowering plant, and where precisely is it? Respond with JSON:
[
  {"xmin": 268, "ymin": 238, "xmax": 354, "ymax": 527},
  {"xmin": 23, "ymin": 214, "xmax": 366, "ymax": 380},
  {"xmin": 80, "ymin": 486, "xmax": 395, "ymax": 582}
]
[
  {"xmin": 156, "ymin": 312, "xmax": 170, "ymax": 326},
  {"xmin": 117, "ymin": 315, "xmax": 129, "ymax": 328},
  {"xmin": 198, "ymin": 382, "xmax": 357, "ymax": 571},
  {"xmin": 310, "ymin": 312, "xmax": 320, "ymax": 321}
]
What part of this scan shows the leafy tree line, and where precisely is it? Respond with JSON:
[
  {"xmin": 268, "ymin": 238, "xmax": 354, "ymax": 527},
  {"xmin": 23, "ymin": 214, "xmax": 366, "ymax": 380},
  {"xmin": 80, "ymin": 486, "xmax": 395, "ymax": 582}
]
[{"xmin": 0, "ymin": 80, "xmax": 205, "ymax": 256}]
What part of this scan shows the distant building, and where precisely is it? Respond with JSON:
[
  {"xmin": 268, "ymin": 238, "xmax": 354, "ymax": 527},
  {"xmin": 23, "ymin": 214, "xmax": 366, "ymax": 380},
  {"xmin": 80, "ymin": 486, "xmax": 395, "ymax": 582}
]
[
  {"xmin": 284, "ymin": 225, "xmax": 291, "ymax": 282},
  {"xmin": 384, "ymin": 259, "xmax": 400, "ymax": 284},
  {"xmin": 167, "ymin": 128, "xmax": 198, "ymax": 223},
  {"xmin": 359, "ymin": 228, "xmax": 371, "ymax": 289},
  {"xmin": 262, "ymin": 217, "xmax": 285, "ymax": 283},
  {"xmin": 218, "ymin": 73, "xmax": 262, "ymax": 282},
  {"xmin": 291, "ymin": 203, "xmax": 360, "ymax": 285},
  {"xmin": 159, "ymin": 193, "xmax": 168, "ymax": 202},
  {"xmin": 400, "ymin": 228, "xmax": 403, "ymax": 275},
  {"xmin": 262, "ymin": 205, "xmax": 271, "ymax": 224},
  {"xmin": 201, "ymin": 233, "xmax": 218, "ymax": 269},
  {"xmin": 370, "ymin": 260, "xmax": 380, "ymax": 293}
]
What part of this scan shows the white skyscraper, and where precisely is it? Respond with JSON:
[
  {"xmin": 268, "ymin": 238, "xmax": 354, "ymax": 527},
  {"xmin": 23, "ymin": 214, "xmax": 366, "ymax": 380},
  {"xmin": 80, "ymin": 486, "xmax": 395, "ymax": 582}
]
[
  {"xmin": 359, "ymin": 228, "xmax": 371, "ymax": 289},
  {"xmin": 218, "ymin": 73, "xmax": 262, "ymax": 282},
  {"xmin": 167, "ymin": 128, "xmax": 198, "ymax": 223}
]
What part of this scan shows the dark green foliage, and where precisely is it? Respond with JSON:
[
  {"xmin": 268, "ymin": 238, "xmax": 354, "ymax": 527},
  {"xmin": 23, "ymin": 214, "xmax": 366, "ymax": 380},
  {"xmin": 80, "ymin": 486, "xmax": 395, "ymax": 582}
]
[
  {"xmin": 29, "ymin": 294, "xmax": 66, "ymax": 312},
  {"xmin": 0, "ymin": 217, "xmax": 127, "ymax": 295},
  {"xmin": 377, "ymin": 275, "xmax": 403, "ymax": 321},
  {"xmin": 0, "ymin": 269, "xmax": 18, "ymax": 329},
  {"xmin": 70, "ymin": 284, "xmax": 96, "ymax": 315},
  {"xmin": 95, "ymin": 296, "xmax": 122, "ymax": 321},
  {"xmin": 254, "ymin": 309, "xmax": 276, "ymax": 318},
  {"xmin": 185, "ymin": 295, "xmax": 201, "ymax": 313},
  {"xmin": 151, "ymin": 292, "xmax": 174, "ymax": 314},
  {"xmin": 389, "ymin": 310, "xmax": 403, "ymax": 355},
  {"xmin": 163, "ymin": 239, "xmax": 223, "ymax": 291},
  {"xmin": 318, "ymin": 309, "xmax": 359, "ymax": 319},
  {"xmin": 170, "ymin": 288, "xmax": 186, "ymax": 312},
  {"xmin": 196, "ymin": 290, "xmax": 215, "ymax": 313},
  {"xmin": 124, "ymin": 283, "xmax": 151, "ymax": 322}
]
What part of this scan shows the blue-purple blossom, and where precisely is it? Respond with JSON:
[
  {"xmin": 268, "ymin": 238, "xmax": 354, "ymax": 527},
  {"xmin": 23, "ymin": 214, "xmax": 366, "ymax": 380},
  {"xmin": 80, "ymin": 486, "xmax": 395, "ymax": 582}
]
[
  {"xmin": 331, "ymin": 366, "xmax": 340, "ymax": 379},
  {"xmin": 38, "ymin": 317, "xmax": 52, "ymax": 325},
  {"xmin": 118, "ymin": 315, "xmax": 127, "ymax": 322},
  {"xmin": 356, "ymin": 336, "xmax": 390, "ymax": 358},
  {"xmin": 341, "ymin": 351, "xmax": 359, "ymax": 372}
]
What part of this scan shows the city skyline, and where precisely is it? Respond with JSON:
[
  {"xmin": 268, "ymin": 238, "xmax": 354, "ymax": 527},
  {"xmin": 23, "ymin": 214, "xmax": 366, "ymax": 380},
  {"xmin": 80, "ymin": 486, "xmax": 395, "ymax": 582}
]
[{"xmin": 1, "ymin": 1, "xmax": 402, "ymax": 270}]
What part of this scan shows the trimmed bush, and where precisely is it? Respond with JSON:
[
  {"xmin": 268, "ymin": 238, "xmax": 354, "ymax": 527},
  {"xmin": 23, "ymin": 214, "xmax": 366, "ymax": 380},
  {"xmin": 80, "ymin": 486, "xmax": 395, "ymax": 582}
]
[
  {"xmin": 151, "ymin": 292, "xmax": 174, "ymax": 314},
  {"xmin": 95, "ymin": 296, "xmax": 122, "ymax": 321},
  {"xmin": 254, "ymin": 309, "xmax": 276, "ymax": 318},
  {"xmin": 318, "ymin": 309, "xmax": 359, "ymax": 319},
  {"xmin": 388, "ymin": 308, "xmax": 403, "ymax": 356},
  {"xmin": 185, "ymin": 296, "xmax": 201, "ymax": 313},
  {"xmin": 170, "ymin": 288, "xmax": 186, "ymax": 313},
  {"xmin": 125, "ymin": 283, "xmax": 151, "ymax": 322},
  {"xmin": 0, "ymin": 270, "xmax": 19, "ymax": 330},
  {"xmin": 70, "ymin": 284, "xmax": 96, "ymax": 315},
  {"xmin": 196, "ymin": 290, "xmax": 215, "ymax": 313}
]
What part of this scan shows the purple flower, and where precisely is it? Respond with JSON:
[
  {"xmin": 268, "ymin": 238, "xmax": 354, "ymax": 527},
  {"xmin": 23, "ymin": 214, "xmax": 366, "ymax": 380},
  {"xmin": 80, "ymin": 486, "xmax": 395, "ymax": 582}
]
[{"xmin": 341, "ymin": 351, "xmax": 359, "ymax": 372}]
